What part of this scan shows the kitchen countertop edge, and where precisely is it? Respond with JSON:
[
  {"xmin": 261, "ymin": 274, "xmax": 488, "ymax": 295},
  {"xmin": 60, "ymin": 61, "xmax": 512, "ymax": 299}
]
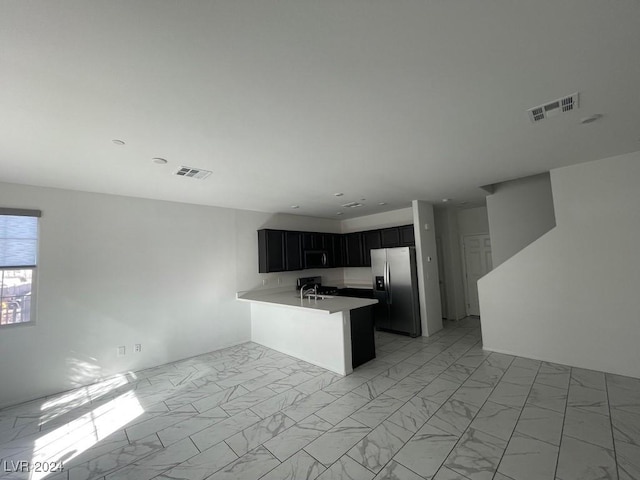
[{"xmin": 236, "ymin": 290, "xmax": 377, "ymax": 314}]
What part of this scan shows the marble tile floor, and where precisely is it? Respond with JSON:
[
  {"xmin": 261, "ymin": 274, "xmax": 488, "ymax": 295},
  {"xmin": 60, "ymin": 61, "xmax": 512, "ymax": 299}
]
[{"xmin": 1, "ymin": 317, "xmax": 639, "ymax": 480}]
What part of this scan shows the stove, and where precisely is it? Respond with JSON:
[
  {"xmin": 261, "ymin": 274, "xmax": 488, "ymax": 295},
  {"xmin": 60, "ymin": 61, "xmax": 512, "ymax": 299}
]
[
  {"xmin": 296, "ymin": 276, "xmax": 338, "ymax": 295},
  {"xmin": 316, "ymin": 285, "xmax": 338, "ymax": 295}
]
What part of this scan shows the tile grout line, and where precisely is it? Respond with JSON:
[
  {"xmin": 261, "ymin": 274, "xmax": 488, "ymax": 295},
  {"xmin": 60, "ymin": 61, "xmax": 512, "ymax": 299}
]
[
  {"xmin": 317, "ymin": 323, "xmax": 477, "ymax": 477},
  {"xmin": 552, "ymin": 365, "xmax": 572, "ymax": 480},
  {"xmin": 367, "ymin": 326, "xmax": 487, "ymax": 477},
  {"xmin": 431, "ymin": 349, "xmax": 517, "ymax": 479},
  {"xmin": 489, "ymin": 359, "xmax": 543, "ymax": 479},
  {"xmin": 604, "ymin": 373, "xmax": 621, "ymax": 480},
  {"xmin": 372, "ymin": 324, "xmax": 480, "ymax": 479}
]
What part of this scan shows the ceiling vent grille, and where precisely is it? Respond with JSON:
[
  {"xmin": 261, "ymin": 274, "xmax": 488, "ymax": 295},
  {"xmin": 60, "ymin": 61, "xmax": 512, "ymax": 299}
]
[
  {"xmin": 341, "ymin": 201, "xmax": 364, "ymax": 208},
  {"xmin": 174, "ymin": 166, "xmax": 212, "ymax": 180},
  {"xmin": 527, "ymin": 92, "xmax": 579, "ymax": 123}
]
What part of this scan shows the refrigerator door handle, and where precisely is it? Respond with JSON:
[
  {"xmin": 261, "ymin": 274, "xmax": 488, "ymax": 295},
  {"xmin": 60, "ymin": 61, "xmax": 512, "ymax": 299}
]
[
  {"xmin": 387, "ymin": 263, "xmax": 392, "ymax": 305},
  {"xmin": 384, "ymin": 261, "xmax": 391, "ymax": 305}
]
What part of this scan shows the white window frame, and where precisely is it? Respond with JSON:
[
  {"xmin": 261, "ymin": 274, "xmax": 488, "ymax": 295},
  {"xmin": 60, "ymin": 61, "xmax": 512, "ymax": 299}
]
[{"xmin": 0, "ymin": 208, "xmax": 40, "ymax": 328}]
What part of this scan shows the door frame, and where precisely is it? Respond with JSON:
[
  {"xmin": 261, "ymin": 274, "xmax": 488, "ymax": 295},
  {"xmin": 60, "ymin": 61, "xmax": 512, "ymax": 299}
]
[
  {"xmin": 435, "ymin": 236, "xmax": 447, "ymax": 319},
  {"xmin": 461, "ymin": 233, "xmax": 491, "ymax": 317}
]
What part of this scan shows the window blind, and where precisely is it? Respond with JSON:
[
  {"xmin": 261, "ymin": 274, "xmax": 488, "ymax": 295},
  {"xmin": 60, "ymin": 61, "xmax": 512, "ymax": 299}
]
[{"xmin": 0, "ymin": 210, "xmax": 40, "ymax": 268}]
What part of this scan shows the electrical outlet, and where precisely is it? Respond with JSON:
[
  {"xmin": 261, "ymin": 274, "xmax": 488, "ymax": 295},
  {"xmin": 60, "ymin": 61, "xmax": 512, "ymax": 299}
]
[
  {"xmin": 277, "ymin": 277, "xmax": 282, "ymax": 285},
  {"xmin": 262, "ymin": 278, "xmax": 268, "ymax": 286},
  {"xmin": 134, "ymin": 344, "xmax": 142, "ymax": 353},
  {"xmin": 117, "ymin": 346, "xmax": 126, "ymax": 356}
]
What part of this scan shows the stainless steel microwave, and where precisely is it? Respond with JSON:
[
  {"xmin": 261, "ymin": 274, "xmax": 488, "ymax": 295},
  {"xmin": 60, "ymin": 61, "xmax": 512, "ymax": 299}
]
[{"xmin": 304, "ymin": 250, "xmax": 329, "ymax": 268}]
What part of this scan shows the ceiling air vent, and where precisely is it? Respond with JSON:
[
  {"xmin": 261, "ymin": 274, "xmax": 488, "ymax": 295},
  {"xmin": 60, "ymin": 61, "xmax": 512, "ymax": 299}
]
[
  {"xmin": 341, "ymin": 201, "xmax": 364, "ymax": 208},
  {"xmin": 527, "ymin": 92, "xmax": 579, "ymax": 123},
  {"xmin": 174, "ymin": 166, "xmax": 212, "ymax": 180}
]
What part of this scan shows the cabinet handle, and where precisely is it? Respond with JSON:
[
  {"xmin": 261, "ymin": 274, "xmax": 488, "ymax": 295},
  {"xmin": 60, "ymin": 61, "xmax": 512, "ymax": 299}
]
[{"xmin": 322, "ymin": 253, "xmax": 327, "ymax": 266}]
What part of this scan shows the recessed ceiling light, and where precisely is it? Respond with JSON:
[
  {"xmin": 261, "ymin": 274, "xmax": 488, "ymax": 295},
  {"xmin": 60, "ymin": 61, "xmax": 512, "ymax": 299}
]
[
  {"xmin": 152, "ymin": 157, "xmax": 168, "ymax": 165},
  {"xmin": 442, "ymin": 198, "xmax": 450, "ymax": 203},
  {"xmin": 336, "ymin": 212, "xmax": 344, "ymax": 215},
  {"xmin": 112, "ymin": 139, "xmax": 125, "ymax": 145},
  {"xmin": 580, "ymin": 114, "xmax": 603, "ymax": 124},
  {"xmin": 291, "ymin": 205, "xmax": 299, "ymax": 209},
  {"xmin": 378, "ymin": 202, "xmax": 387, "ymax": 205},
  {"xmin": 334, "ymin": 193, "xmax": 344, "ymax": 197}
]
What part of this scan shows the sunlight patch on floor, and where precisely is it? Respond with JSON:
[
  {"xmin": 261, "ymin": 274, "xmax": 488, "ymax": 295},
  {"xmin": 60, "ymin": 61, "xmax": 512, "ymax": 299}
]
[
  {"xmin": 38, "ymin": 375, "xmax": 130, "ymax": 430},
  {"xmin": 29, "ymin": 390, "xmax": 143, "ymax": 480}
]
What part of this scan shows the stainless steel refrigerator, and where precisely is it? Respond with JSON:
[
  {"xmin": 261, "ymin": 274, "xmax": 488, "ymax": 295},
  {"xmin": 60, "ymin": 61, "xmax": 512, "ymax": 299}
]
[{"xmin": 371, "ymin": 247, "xmax": 421, "ymax": 337}]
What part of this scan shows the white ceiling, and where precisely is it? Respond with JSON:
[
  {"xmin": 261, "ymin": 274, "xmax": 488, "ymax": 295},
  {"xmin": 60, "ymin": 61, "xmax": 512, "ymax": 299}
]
[{"xmin": 2, "ymin": 1, "xmax": 639, "ymax": 219}]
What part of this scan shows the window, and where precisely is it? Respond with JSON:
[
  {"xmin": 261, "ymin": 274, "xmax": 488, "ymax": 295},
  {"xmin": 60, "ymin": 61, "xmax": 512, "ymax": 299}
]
[{"xmin": 0, "ymin": 208, "xmax": 40, "ymax": 326}]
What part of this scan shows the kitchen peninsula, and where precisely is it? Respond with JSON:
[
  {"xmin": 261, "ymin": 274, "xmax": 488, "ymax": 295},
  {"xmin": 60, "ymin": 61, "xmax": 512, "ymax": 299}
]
[{"xmin": 237, "ymin": 289, "xmax": 378, "ymax": 375}]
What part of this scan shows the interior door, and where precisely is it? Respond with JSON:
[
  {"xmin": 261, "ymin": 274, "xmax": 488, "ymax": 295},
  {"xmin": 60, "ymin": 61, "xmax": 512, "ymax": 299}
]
[
  {"xmin": 387, "ymin": 247, "xmax": 419, "ymax": 336},
  {"xmin": 463, "ymin": 234, "xmax": 492, "ymax": 316}
]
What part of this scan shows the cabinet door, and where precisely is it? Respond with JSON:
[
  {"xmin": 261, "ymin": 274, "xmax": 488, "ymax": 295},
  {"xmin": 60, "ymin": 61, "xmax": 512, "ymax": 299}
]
[
  {"xmin": 380, "ymin": 227, "xmax": 400, "ymax": 248},
  {"xmin": 321, "ymin": 233, "xmax": 335, "ymax": 267},
  {"xmin": 327, "ymin": 234, "xmax": 342, "ymax": 267},
  {"xmin": 399, "ymin": 225, "xmax": 415, "ymax": 246},
  {"xmin": 344, "ymin": 232, "xmax": 363, "ymax": 267},
  {"xmin": 285, "ymin": 231, "xmax": 303, "ymax": 271},
  {"xmin": 362, "ymin": 230, "xmax": 382, "ymax": 266},
  {"xmin": 350, "ymin": 305, "xmax": 375, "ymax": 368},
  {"xmin": 303, "ymin": 232, "xmax": 329, "ymax": 251},
  {"xmin": 258, "ymin": 230, "xmax": 285, "ymax": 273}
]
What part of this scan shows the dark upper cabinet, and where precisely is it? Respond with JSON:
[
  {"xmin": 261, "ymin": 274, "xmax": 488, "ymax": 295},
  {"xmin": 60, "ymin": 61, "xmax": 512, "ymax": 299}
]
[
  {"xmin": 332, "ymin": 234, "xmax": 345, "ymax": 267},
  {"xmin": 302, "ymin": 232, "xmax": 320, "ymax": 250},
  {"xmin": 302, "ymin": 232, "xmax": 333, "ymax": 250},
  {"xmin": 258, "ymin": 229, "xmax": 285, "ymax": 273},
  {"xmin": 258, "ymin": 224, "xmax": 414, "ymax": 273},
  {"xmin": 344, "ymin": 232, "xmax": 363, "ymax": 267},
  {"xmin": 399, "ymin": 224, "xmax": 415, "ymax": 246},
  {"xmin": 380, "ymin": 227, "xmax": 401, "ymax": 248},
  {"xmin": 361, "ymin": 230, "xmax": 382, "ymax": 266},
  {"xmin": 284, "ymin": 231, "xmax": 303, "ymax": 271},
  {"xmin": 321, "ymin": 233, "xmax": 335, "ymax": 267},
  {"xmin": 302, "ymin": 232, "xmax": 334, "ymax": 268}
]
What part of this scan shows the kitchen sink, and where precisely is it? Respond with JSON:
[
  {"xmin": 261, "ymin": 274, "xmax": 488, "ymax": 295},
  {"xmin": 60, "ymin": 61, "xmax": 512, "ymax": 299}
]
[{"xmin": 296, "ymin": 294, "xmax": 335, "ymax": 301}]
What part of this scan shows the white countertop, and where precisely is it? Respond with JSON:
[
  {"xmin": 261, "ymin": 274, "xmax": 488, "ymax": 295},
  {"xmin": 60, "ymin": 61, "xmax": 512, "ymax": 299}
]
[{"xmin": 236, "ymin": 289, "xmax": 377, "ymax": 314}]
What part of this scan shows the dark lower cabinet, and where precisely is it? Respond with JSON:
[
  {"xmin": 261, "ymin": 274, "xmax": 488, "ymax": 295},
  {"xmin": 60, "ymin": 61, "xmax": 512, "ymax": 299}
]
[
  {"xmin": 350, "ymin": 305, "xmax": 376, "ymax": 368},
  {"xmin": 337, "ymin": 288, "xmax": 374, "ymax": 298},
  {"xmin": 336, "ymin": 289, "xmax": 376, "ymax": 368}
]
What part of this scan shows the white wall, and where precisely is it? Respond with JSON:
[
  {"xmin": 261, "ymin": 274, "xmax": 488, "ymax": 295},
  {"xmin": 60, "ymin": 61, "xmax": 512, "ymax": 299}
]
[
  {"xmin": 434, "ymin": 208, "xmax": 466, "ymax": 320},
  {"xmin": 0, "ymin": 182, "xmax": 338, "ymax": 407},
  {"xmin": 341, "ymin": 207, "xmax": 413, "ymax": 233},
  {"xmin": 412, "ymin": 201, "xmax": 442, "ymax": 336},
  {"xmin": 487, "ymin": 173, "xmax": 556, "ymax": 267},
  {"xmin": 479, "ymin": 151, "xmax": 640, "ymax": 378},
  {"xmin": 457, "ymin": 206, "xmax": 489, "ymax": 235}
]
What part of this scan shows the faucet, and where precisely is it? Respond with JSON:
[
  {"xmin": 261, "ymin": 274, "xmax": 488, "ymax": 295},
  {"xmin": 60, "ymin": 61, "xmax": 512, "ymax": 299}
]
[{"xmin": 300, "ymin": 283, "xmax": 318, "ymax": 301}]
